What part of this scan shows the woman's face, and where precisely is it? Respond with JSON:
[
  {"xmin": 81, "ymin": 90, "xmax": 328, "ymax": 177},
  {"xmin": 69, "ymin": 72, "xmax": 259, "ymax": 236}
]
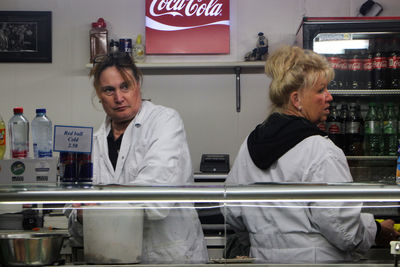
[
  {"xmin": 299, "ymin": 76, "xmax": 333, "ymax": 124},
  {"xmin": 97, "ymin": 66, "xmax": 142, "ymax": 124}
]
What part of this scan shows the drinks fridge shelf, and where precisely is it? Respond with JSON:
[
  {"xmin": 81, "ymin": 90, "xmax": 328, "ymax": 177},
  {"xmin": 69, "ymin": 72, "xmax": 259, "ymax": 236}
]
[{"xmin": 330, "ymin": 89, "xmax": 400, "ymax": 96}]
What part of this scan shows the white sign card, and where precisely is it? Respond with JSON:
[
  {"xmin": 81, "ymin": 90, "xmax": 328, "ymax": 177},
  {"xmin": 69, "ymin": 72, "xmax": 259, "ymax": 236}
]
[{"xmin": 53, "ymin": 125, "xmax": 93, "ymax": 153}]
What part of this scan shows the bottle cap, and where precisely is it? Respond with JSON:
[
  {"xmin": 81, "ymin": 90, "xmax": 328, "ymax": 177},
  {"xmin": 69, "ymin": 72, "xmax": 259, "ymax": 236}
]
[
  {"xmin": 13, "ymin": 107, "xmax": 23, "ymax": 114},
  {"xmin": 93, "ymin": 18, "xmax": 106, "ymax": 28},
  {"xmin": 97, "ymin": 18, "xmax": 106, "ymax": 28},
  {"xmin": 36, "ymin": 108, "xmax": 46, "ymax": 114},
  {"xmin": 136, "ymin": 34, "xmax": 142, "ymax": 45}
]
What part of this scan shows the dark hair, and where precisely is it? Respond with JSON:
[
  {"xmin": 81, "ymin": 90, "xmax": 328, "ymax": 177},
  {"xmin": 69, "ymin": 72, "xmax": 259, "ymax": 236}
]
[{"xmin": 90, "ymin": 52, "xmax": 143, "ymax": 91}]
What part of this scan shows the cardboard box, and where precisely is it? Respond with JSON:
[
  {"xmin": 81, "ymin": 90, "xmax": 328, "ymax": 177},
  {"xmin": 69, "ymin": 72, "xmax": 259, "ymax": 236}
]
[{"xmin": 0, "ymin": 158, "xmax": 58, "ymax": 184}]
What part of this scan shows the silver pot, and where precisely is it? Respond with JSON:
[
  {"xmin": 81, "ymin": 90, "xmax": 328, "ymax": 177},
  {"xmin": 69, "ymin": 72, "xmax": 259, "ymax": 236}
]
[{"xmin": 0, "ymin": 231, "xmax": 69, "ymax": 266}]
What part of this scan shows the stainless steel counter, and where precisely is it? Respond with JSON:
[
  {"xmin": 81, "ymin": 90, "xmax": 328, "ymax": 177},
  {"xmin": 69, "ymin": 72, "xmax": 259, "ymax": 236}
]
[
  {"xmin": 2, "ymin": 183, "xmax": 400, "ymax": 204},
  {"xmin": 55, "ymin": 264, "xmax": 395, "ymax": 267},
  {"xmin": 2, "ymin": 183, "xmax": 400, "ymax": 266}
]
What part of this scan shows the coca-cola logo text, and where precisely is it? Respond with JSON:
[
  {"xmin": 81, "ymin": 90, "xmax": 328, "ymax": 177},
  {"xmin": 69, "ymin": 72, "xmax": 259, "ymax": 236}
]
[
  {"xmin": 348, "ymin": 61, "xmax": 362, "ymax": 71},
  {"xmin": 363, "ymin": 59, "xmax": 373, "ymax": 71},
  {"xmin": 145, "ymin": 0, "xmax": 230, "ymax": 54},
  {"xmin": 150, "ymin": 0, "xmax": 223, "ymax": 17},
  {"xmin": 373, "ymin": 57, "xmax": 388, "ymax": 69},
  {"xmin": 389, "ymin": 57, "xmax": 400, "ymax": 69},
  {"xmin": 327, "ymin": 123, "xmax": 341, "ymax": 134},
  {"xmin": 327, "ymin": 57, "xmax": 340, "ymax": 69}
]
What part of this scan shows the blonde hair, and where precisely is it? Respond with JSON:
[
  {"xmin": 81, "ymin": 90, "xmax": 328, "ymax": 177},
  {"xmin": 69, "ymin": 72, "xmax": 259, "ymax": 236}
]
[{"xmin": 265, "ymin": 45, "xmax": 334, "ymax": 113}]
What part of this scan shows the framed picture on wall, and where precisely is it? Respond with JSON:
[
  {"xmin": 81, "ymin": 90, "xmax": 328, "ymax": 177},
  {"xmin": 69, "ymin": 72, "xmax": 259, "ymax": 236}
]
[{"xmin": 0, "ymin": 11, "xmax": 52, "ymax": 63}]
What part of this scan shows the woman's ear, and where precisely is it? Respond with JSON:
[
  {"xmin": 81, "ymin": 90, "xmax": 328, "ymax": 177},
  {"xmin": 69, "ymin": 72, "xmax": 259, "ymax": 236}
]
[{"xmin": 290, "ymin": 91, "xmax": 302, "ymax": 111}]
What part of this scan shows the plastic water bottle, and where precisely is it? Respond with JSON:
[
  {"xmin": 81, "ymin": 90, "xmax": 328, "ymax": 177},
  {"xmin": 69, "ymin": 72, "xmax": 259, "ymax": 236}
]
[
  {"xmin": 0, "ymin": 115, "xmax": 5, "ymax": 159},
  {"xmin": 364, "ymin": 103, "xmax": 382, "ymax": 156},
  {"xmin": 9, "ymin": 107, "xmax": 29, "ymax": 159},
  {"xmin": 32, "ymin": 108, "xmax": 52, "ymax": 158}
]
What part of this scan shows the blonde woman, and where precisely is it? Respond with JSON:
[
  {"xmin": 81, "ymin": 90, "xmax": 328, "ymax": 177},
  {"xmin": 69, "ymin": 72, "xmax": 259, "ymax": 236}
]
[{"xmin": 224, "ymin": 45, "xmax": 398, "ymax": 263}]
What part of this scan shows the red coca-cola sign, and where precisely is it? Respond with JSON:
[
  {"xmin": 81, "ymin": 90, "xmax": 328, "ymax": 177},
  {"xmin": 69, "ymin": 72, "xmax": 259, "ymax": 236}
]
[{"xmin": 145, "ymin": 0, "xmax": 230, "ymax": 54}]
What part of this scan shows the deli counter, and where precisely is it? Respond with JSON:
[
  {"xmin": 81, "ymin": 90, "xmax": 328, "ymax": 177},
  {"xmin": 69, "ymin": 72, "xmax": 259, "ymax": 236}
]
[{"xmin": 1, "ymin": 182, "xmax": 400, "ymax": 266}]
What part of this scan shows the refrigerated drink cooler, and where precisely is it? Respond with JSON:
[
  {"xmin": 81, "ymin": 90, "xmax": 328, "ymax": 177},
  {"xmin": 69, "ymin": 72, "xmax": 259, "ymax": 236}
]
[
  {"xmin": 296, "ymin": 17, "xmax": 400, "ymax": 219},
  {"xmin": 296, "ymin": 17, "xmax": 400, "ymax": 92}
]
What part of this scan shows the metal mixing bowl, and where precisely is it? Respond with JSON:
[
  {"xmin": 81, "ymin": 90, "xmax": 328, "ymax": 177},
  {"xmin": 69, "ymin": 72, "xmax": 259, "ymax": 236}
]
[{"xmin": 0, "ymin": 231, "xmax": 69, "ymax": 266}]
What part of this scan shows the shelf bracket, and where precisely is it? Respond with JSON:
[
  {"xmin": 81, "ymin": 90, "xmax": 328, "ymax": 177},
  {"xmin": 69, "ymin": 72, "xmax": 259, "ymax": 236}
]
[{"xmin": 235, "ymin": 67, "xmax": 241, "ymax": 112}]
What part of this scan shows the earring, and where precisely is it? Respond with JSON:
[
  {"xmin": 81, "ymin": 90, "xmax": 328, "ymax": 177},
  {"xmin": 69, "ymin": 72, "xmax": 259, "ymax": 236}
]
[{"xmin": 297, "ymin": 106, "xmax": 302, "ymax": 111}]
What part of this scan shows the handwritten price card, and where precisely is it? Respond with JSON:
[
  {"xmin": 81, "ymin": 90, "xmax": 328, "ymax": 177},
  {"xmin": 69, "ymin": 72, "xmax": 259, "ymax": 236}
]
[{"xmin": 53, "ymin": 125, "xmax": 93, "ymax": 153}]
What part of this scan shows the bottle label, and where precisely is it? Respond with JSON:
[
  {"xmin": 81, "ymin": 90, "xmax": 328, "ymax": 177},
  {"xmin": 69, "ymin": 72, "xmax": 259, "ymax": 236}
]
[
  {"xmin": 365, "ymin": 121, "xmax": 380, "ymax": 134},
  {"xmin": 327, "ymin": 56, "xmax": 341, "ymax": 70},
  {"xmin": 373, "ymin": 56, "xmax": 388, "ymax": 70},
  {"xmin": 346, "ymin": 121, "xmax": 361, "ymax": 134},
  {"xmin": 340, "ymin": 58, "xmax": 348, "ymax": 71},
  {"xmin": 363, "ymin": 58, "xmax": 373, "ymax": 71},
  {"xmin": 348, "ymin": 59, "xmax": 362, "ymax": 71},
  {"xmin": 38, "ymin": 150, "xmax": 53, "ymax": 158},
  {"xmin": 388, "ymin": 56, "xmax": 400, "ymax": 69},
  {"xmin": 384, "ymin": 120, "xmax": 396, "ymax": 134},
  {"xmin": 0, "ymin": 128, "xmax": 5, "ymax": 145},
  {"xmin": 317, "ymin": 122, "xmax": 326, "ymax": 132},
  {"xmin": 326, "ymin": 122, "xmax": 342, "ymax": 134},
  {"xmin": 12, "ymin": 150, "xmax": 28, "ymax": 159}
]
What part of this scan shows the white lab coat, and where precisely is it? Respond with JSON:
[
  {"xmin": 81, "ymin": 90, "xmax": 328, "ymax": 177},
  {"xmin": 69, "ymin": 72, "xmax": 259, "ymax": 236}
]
[
  {"xmin": 224, "ymin": 135, "xmax": 376, "ymax": 263},
  {"xmin": 68, "ymin": 101, "xmax": 208, "ymax": 263}
]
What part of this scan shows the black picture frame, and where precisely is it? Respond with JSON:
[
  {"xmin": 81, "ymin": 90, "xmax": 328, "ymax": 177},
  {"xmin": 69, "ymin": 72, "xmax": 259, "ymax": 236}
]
[{"xmin": 0, "ymin": 11, "xmax": 52, "ymax": 63}]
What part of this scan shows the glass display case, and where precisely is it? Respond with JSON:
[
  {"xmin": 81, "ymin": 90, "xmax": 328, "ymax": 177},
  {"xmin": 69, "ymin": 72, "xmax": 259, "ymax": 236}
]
[
  {"xmin": 1, "ymin": 183, "xmax": 400, "ymax": 266},
  {"xmin": 296, "ymin": 17, "xmax": 400, "ymax": 183}
]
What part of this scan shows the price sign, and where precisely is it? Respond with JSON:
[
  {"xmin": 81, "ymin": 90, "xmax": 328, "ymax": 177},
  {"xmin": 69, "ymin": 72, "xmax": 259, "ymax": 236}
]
[{"xmin": 53, "ymin": 125, "xmax": 93, "ymax": 153}]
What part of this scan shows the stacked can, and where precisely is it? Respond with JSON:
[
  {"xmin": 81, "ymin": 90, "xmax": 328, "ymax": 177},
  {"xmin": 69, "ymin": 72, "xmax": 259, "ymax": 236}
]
[
  {"xmin": 119, "ymin": 38, "xmax": 132, "ymax": 56},
  {"xmin": 60, "ymin": 152, "xmax": 93, "ymax": 184}
]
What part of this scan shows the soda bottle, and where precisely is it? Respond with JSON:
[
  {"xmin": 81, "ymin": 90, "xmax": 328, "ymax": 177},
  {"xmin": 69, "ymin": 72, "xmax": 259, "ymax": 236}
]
[
  {"xmin": 326, "ymin": 54, "xmax": 340, "ymax": 89},
  {"xmin": 388, "ymin": 37, "xmax": 400, "ymax": 89},
  {"xmin": 377, "ymin": 103, "xmax": 385, "ymax": 155},
  {"xmin": 31, "ymin": 108, "xmax": 52, "ymax": 158},
  {"xmin": 340, "ymin": 103, "xmax": 349, "ymax": 150},
  {"xmin": 361, "ymin": 49, "xmax": 374, "ymax": 89},
  {"xmin": 317, "ymin": 122, "xmax": 326, "ymax": 133},
  {"xmin": 8, "ymin": 107, "xmax": 29, "ymax": 159},
  {"xmin": 345, "ymin": 103, "xmax": 364, "ymax": 156},
  {"xmin": 364, "ymin": 103, "xmax": 382, "ymax": 156},
  {"xmin": 0, "ymin": 115, "xmax": 5, "ymax": 159},
  {"xmin": 348, "ymin": 50, "xmax": 363, "ymax": 89},
  {"xmin": 397, "ymin": 103, "xmax": 400, "ymax": 147},
  {"xmin": 326, "ymin": 102, "xmax": 344, "ymax": 150},
  {"xmin": 372, "ymin": 38, "xmax": 388, "ymax": 89},
  {"xmin": 383, "ymin": 102, "xmax": 397, "ymax": 156},
  {"xmin": 338, "ymin": 54, "xmax": 349, "ymax": 89}
]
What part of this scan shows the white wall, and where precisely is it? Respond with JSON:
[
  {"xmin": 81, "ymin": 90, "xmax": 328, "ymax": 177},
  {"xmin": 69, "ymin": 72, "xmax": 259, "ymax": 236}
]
[{"xmin": 0, "ymin": 0, "xmax": 400, "ymax": 171}]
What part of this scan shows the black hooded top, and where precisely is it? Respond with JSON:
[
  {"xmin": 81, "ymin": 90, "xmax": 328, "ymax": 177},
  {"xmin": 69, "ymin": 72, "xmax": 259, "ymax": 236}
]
[{"xmin": 247, "ymin": 113, "xmax": 327, "ymax": 170}]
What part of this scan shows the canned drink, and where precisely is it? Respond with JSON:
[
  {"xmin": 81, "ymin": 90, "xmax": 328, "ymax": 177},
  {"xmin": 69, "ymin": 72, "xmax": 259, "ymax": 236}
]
[
  {"xmin": 77, "ymin": 152, "xmax": 93, "ymax": 182},
  {"xmin": 119, "ymin": 38, "xmax": 132, "ymax": 54},
  {"xmin": 59, "ymin": 152, "xmax": 93, "ymax": 184},
  {"xmin": 59, "ymin": 152, "xmax": 77, "ymax": 183}
]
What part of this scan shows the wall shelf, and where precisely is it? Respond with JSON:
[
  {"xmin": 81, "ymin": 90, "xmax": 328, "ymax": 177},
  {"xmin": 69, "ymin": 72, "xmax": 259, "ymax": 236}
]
[
  {"xmin": 86, "ymin": 61, "xmax": 266, "ymax": 112},
  {"xmin": 86, "ymin": 61, "xmax": 265, "ymax": 70}
]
